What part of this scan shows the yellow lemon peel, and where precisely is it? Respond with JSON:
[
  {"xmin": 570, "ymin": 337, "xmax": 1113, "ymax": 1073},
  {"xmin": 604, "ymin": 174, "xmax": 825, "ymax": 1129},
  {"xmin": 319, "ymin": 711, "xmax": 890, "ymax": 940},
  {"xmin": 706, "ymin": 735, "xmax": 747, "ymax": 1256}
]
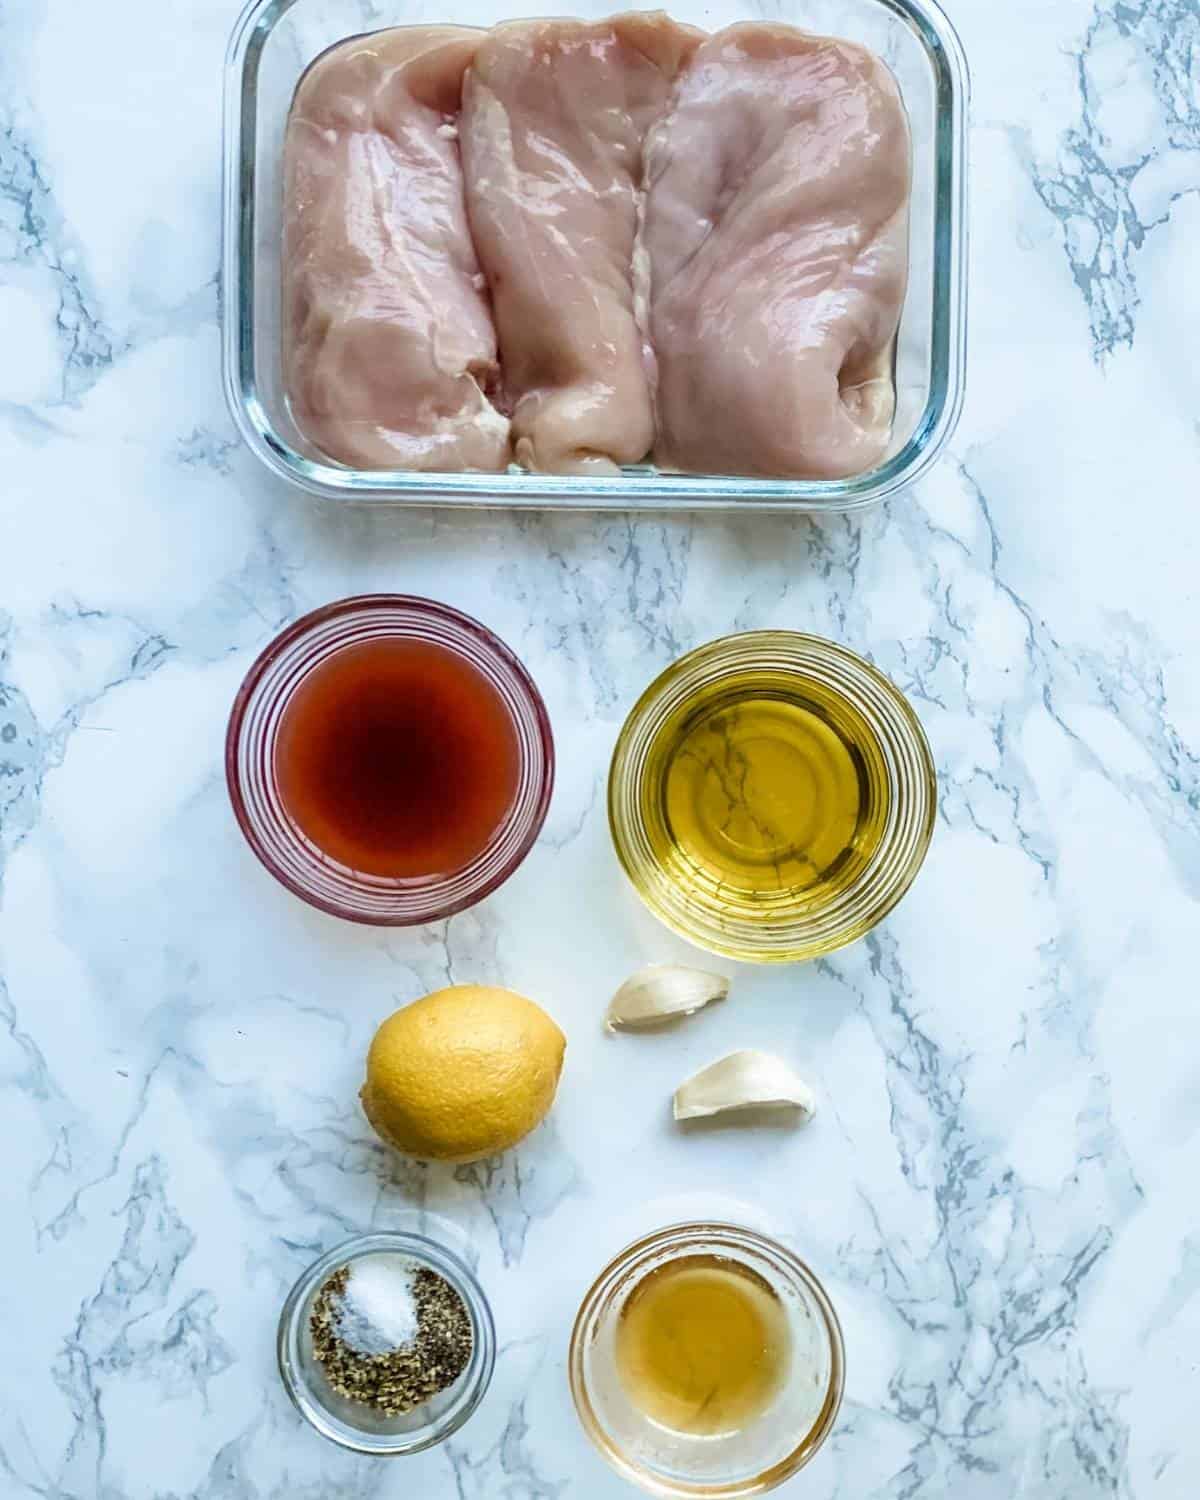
[{"xmin": 361, "ymin": 984, "xmax": 566, "ymax": 1163}]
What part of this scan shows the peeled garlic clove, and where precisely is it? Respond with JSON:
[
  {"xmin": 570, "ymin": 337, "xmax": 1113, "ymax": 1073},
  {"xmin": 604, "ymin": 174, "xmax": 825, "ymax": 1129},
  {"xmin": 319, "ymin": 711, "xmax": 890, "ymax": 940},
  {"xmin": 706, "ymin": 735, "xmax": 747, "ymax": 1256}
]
[
  {"xmin": 673, "ymin": 1050, "xmax": 817, "ymax": 1122},
  {"xmin": 605, "ymin": 964, "xmax": 730, "ymax": 1032}
]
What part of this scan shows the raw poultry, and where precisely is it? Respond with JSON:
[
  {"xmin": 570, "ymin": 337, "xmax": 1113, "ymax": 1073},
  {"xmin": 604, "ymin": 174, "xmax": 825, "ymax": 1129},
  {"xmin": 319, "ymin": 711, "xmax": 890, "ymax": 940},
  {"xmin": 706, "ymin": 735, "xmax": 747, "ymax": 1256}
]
[{"xmin": 283, "ymin": 27, "xmax": 511, "ymax": 472}]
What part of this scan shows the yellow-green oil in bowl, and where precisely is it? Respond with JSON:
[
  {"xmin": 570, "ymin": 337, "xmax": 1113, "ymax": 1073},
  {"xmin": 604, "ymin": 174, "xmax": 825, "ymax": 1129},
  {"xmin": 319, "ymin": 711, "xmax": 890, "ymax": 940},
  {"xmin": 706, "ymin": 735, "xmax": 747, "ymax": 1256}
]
[
  {"xmin": 609, "ymin": 633, "xmax": 936, "ymax": 963},
  {"xmin": 661, "ymin": 677, "xmax": 887, "ymax": 907}
]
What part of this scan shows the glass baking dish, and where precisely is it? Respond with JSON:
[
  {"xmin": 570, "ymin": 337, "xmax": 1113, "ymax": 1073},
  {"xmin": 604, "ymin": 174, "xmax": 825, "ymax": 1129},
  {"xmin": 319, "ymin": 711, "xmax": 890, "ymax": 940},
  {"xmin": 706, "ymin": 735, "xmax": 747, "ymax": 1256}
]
[{"xmin": 222, "ymin": 0, "xmax": 967, "ymax": 512}]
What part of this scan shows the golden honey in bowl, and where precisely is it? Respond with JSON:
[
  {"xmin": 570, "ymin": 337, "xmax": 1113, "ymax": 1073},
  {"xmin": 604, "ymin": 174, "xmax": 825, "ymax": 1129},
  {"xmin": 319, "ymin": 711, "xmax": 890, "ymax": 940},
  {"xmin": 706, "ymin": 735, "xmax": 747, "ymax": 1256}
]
[
  {"xmin": 658, "ymin": 675, "xmax": 887, "ymax": 906},
  {"xmin": 615, "ymin": 1255, "xmax": 791, "ymax": 1438}
]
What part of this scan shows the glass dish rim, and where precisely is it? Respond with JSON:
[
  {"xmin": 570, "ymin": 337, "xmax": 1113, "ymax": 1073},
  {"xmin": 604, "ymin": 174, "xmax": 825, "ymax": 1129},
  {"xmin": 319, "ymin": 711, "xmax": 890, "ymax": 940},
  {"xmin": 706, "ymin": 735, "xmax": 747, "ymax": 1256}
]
[
  {"xmin": 225, "ymin": 592, "xmax": 555, "ymax": 926},
  {"xmin": 221, "ymin": 0, "xmax": 969, "ymax": 512},
  {"xmin": 276, "ymin": 1229, "xmax": 498, "ymax": 1456},
  {"xmin": 568, "ymin": 1220, "xmax": 846, "ymax": 1498},
  {"xmin": 607, "ymin": 629, "xmax": 937, "ymax": 962}
]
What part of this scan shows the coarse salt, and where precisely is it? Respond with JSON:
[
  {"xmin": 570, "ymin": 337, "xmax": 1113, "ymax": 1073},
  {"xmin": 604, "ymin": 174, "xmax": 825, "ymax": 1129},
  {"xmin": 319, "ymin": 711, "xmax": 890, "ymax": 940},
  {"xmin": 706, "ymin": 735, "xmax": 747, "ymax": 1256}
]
[{"xmin": 333, "ymin": 1254, "xmax": 418, "ymax": 1354}]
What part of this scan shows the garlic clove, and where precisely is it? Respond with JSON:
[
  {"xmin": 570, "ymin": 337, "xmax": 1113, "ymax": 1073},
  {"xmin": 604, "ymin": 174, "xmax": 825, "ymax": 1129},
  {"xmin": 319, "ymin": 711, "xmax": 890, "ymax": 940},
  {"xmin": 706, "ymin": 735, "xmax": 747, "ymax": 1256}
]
[
  {"xmin": 673, "ymin": 1050, "xmax": 817, "ymax": 1122},
  {"xmin": 605, "ymin": 964, "xmax": 730, "ymax": 1032}
]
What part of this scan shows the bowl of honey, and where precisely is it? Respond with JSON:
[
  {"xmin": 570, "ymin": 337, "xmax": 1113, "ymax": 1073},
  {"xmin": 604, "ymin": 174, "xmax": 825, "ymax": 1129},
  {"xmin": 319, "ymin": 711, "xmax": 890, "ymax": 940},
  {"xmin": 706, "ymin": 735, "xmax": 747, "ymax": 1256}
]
[
  {"xmin": 226, "ymin": 595, "xmax": 553, "ymax": 924},
  {"xmin": 608, "ymin": 631, "xmax": 936, "ymax": 963},
  {"xmin": 569, "ymin": 1222, "xmax": 845, "ymax": 1497}
]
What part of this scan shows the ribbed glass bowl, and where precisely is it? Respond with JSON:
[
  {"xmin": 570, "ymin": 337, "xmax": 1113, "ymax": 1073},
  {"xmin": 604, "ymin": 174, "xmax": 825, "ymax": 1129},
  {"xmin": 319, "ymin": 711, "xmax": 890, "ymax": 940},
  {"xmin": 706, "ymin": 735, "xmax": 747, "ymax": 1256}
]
[
  {"xmin": 608, "ymin": 631, "xmax": 936, "ymax": 962},
  {"xmin": 277, "ymin": 1232, "xmax": 496, "ymax": 1456},
  {"xmin": 226, "ymin": 595, "xmax": 553, "ymax": 924},
  {"xmin": 569, "ymin": 1223, "xmax": 845, "ymax": 1498}
]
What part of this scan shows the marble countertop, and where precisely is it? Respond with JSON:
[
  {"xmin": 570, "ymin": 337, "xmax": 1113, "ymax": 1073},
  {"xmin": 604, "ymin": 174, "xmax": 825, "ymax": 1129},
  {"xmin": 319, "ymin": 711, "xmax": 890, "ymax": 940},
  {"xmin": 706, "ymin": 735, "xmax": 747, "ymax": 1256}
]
[{"xmin": 2, "ymin": 0, "xmax": 1199, "ymax": 1495}]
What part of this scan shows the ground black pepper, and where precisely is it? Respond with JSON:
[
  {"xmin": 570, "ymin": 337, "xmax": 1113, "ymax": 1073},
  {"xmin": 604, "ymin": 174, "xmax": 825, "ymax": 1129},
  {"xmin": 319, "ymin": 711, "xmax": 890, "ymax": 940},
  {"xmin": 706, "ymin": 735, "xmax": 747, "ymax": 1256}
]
[{"xmin": 310, "ymin": 1263, "xmax": 473, "ymax": 1414}]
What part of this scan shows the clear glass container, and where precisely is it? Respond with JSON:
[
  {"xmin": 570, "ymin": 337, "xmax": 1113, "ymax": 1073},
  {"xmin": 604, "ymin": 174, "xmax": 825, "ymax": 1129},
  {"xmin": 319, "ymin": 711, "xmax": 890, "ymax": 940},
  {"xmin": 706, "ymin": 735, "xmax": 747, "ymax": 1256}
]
[
  {"xmin": 226, "ymin": 594, "xmax": 554, "ymax": 924},
  {"xmin": 222, "ymin": 0, "xmax": 968, "ymax": 511},
  {"xmin": 569, "ymin": 1223, "xmax": 845, "ymax": 1497},
  {"xmin": 608, "ymin": 631, "xmax": 936, "ymax": 962},
  {"xmin": 277, "ymin": 1231, "xmax": 497, "ymax": 1455}
]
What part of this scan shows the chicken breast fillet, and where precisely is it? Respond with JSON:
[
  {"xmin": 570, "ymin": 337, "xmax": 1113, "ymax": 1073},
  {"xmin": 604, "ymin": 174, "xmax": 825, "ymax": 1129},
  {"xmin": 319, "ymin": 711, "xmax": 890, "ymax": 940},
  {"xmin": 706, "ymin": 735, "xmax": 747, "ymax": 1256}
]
[
  {"xmin": 460, "ymin": 13, "xmax": 701, "ymax": 475},
  {"xmin": 283, "ymin": 27, "xmax": 510, "ymax": 472},
  {"xmin": 643, "ymin": 25, "xmax": 911, "ymax": 479}
]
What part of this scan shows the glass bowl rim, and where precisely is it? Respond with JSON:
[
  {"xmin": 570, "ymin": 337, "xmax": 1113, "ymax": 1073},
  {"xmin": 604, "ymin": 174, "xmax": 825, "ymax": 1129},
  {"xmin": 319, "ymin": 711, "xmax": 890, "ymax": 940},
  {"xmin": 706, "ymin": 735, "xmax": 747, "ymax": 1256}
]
[
  {"xmin": 277, "ymin": 1229, "xmax": 498, "ymax": 1456},
  {"xmin": 568, "ymin": 1220, "xmax": 847, "ymax": 1498},
  {"xmin": 225, "ymin": 592, "xmax": 555, "ymax": 926},
  {"xmin": 607, "ymin": 629, "xmax": 937, "ymax": 962}
]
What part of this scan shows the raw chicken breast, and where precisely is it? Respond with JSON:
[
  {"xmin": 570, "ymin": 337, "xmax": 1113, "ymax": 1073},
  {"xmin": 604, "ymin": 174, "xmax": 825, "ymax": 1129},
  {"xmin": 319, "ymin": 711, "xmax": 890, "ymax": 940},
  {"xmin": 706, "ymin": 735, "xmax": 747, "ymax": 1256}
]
[
  {"xmin": 283, "ymin": 28, "xmax": 509, "ymax": 472},
  {"xmin": 643, "ymin": 25, "xmax": 911, "ymax": 479},
  {"xmin": 460, "ymin": 13, "xmax": 701, "ymax": 475}
]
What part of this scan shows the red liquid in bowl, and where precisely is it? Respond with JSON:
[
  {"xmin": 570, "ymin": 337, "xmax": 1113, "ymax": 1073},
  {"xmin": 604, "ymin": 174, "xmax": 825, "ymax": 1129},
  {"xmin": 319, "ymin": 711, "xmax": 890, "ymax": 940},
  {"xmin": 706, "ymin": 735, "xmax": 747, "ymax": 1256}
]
[{"xmin": 274, "ymin": 637, "xmax": 520, "ymax": 879}]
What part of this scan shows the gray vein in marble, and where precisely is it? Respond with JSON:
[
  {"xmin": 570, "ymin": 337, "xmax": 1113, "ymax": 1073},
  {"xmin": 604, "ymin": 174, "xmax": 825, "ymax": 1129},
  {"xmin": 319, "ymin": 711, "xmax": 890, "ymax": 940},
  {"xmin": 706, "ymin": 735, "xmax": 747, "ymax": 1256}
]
[
  {"xmin": 454, "ymin": 1123, "xmax": 580, "ymax": 1268},
  {"xmin": 51, "ymin": 1158, "xmax": 215, "ymax": 1494},
  {"xmin": 0, "ymin": 603, "xmax": 179, "ymax": 888},
  {"xmin": 508, "ymin": 515, "xmax": 693, "ymax": 711},
  {"xmin": 1141, "ymin": 1237, "xmax": 1200, "ymax": 1347},
  {"xmin": 176, "ymin": 425, "xmax": 242, "ymax": 475},
  {"xmin": 538, "ymin": 768, "xmax": 600, "ymax": 853},
  {"xmin": 0, "ymin": 119, "xmax": 119, "ymax": 400},
  {"xmin": 446, "ymin": 1365, "xmax": 567, "ymax": 1500},
  {"xmin": 37, "ymin": 1048, "xmax": 181, "ymax": 1245},
  {"xmin": 818, "ymin": 926, "xmax": 1142, "ymax": 1495},
  {"xmin": 0, "ymin": 970, "xmax": 74, "ymax": 1138},
  {"xmin": 1027, "ymin": 0, "xmax": 1200, "ymax": 360},
  {"xmin": 382, "ymin": 904, "xmax": 504, "ymax": 994},
  {"xmin": 953, "ymin": 452, "xmax": 1198, "ymax": 892},
  {"xmin": 0, "ymin": 682, "xmax": 45, "ymax": 863}
]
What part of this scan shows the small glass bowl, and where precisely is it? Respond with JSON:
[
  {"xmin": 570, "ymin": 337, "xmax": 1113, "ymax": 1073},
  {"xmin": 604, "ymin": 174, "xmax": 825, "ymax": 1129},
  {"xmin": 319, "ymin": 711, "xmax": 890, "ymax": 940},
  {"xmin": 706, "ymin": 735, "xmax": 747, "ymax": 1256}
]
[
  {"xmin": 569, "ymin": 1223, "xmax": 845, "ymax": 1498},
  {"xmin": 226, "ymin": 594, "xmax": 554, "ymax": 925},
  {"xmin": 608, "ymin": 631, "xmax": 936, "ymax": 963},
  {"xmin": 277, "ymin": 1231, "xmax": 496, "ymax": 1456}
]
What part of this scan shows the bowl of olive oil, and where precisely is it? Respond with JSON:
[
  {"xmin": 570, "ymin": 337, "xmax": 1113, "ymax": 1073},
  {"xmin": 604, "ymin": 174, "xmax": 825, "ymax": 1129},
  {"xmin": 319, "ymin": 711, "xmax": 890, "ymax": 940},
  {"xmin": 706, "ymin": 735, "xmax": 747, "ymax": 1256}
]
[
  {"xmin": 609, "ymin": 632, "xmax": 936, "ymax": 963},
  {"xmin": 569, "ymin": 1223, "xmax": 844, "ymax": 1497}
]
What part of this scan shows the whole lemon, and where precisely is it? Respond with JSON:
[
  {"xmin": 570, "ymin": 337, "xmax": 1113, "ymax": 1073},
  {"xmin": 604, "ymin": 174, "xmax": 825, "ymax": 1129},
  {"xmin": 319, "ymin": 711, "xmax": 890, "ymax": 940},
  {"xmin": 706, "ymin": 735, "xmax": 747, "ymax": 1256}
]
[{"xmin": 360, "ymin": 985, "xmax": 566, "ymax": 1163}]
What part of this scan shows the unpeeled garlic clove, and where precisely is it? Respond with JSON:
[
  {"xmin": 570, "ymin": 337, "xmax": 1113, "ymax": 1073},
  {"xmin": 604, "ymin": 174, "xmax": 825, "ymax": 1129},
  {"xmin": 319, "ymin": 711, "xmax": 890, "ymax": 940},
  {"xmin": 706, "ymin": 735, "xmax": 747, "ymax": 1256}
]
[
  {"xmin": 673, "ymin": 1050, "xmax": 817, "ymax": 1122},
  {"xmin": 605, "ymin": 964, "xmax": 730, "ymax": 1032}
]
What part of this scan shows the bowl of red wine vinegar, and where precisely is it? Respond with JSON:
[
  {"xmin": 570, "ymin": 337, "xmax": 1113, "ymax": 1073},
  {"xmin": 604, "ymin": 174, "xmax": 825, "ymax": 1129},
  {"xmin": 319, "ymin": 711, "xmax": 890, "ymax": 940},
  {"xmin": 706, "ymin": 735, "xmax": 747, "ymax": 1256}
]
[{"xmin": 226, "ymin": 596, "xmax": 553, "ymax": 924}]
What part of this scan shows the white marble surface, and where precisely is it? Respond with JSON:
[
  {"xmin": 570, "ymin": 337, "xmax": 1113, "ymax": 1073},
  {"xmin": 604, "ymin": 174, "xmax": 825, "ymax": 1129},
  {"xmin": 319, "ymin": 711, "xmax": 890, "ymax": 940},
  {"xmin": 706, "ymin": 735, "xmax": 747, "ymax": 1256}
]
[{"xmin": 2, "ymin": 0, "xmax": 1199, "ymax": 1495}]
